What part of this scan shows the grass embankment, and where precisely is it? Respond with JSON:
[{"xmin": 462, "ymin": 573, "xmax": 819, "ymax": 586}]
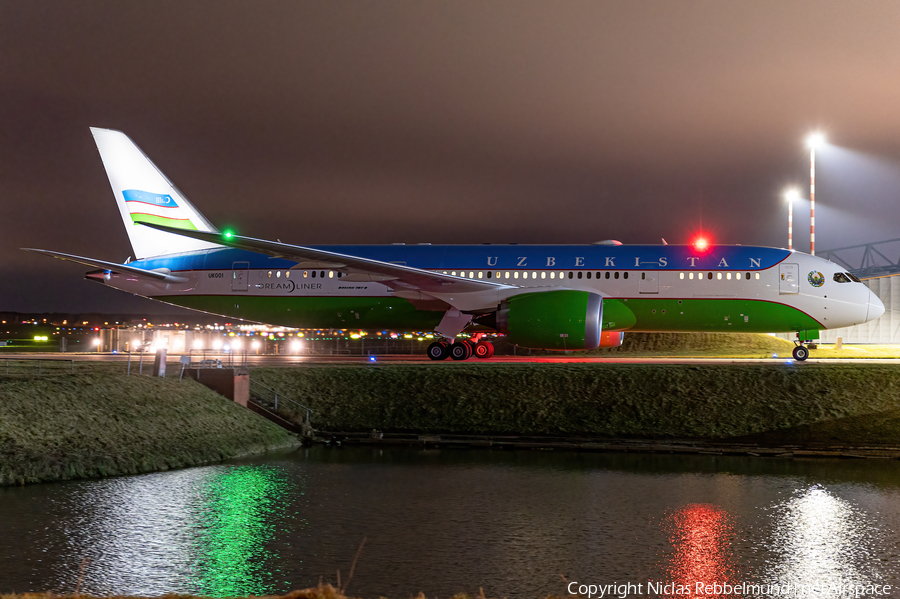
[
  {"xmin": 596, "ymin": 332, "xmax": 796, "ymax": 356},
  {"xmin": 496, "ymin": 332, "xmax": 900, "ymax": 358},
  {"xmin": 0, "ymin": 372, "xmax": 300, "ymax": 486},
  {"xmin": 253, "ymin": 363, "xmax": 900, "ymax": 445}
]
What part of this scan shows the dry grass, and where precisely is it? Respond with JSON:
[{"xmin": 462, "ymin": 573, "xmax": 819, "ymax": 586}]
[{"xmin": 0, "ymin": 585, "xmax": 564, "ymax": 599}]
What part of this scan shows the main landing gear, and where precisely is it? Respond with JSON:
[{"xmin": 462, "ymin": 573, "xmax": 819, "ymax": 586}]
[
  {"xmin": 792, "ymin": 345, "xmax": 810, "ymax": 361},
  {"xmin": 426, "ymin": 338, "xmax": 495, "ymax": 361}
]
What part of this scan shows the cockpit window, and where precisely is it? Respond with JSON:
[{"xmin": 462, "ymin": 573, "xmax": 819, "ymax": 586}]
[
  {"xmin": 847, "ymin": 272, "xmax": 862, "ymax": 283},
  {"xmin": 833, "ymin": 272, "xmax": 851, "ymax": 283}
]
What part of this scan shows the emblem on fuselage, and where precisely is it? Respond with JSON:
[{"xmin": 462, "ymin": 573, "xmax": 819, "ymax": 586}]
[{"xmin": 807, "ymin": 271, "xmax": 825, "ymax": 288}]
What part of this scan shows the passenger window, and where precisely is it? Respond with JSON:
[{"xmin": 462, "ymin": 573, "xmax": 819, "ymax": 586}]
[
  {"xmin": 708, "ymin": 272, "xmax": 713, "ymax": 280},
  {"xmin": 311, "ymin": 271, "xmax": 316, "ymax": 278},
  {"xmin": 624, "ymin": 272, "xmax": 628, "ymax": 279},
  {"xmin": 689, "ymin": 272, "xmax": 694, "ymax": 280},
  {"xmin": 755, "ymin": 273, "xmax": 760, "ymax": 280},
  {"xmin": 568, "ymin": 272, "xmax": 574, "ymax": 279},
  {"xmin": 320, "ymin": 271, "xmax": 325, "ymax": 278},
  {"xmin": 605, "ymin": 272, "xmax": 610, "ymax": 279},
  {"xmin": 478, "ymin": 271, "xmax": 483, "ymax": 279},
  {"xmin": 329, "ymin": 271, "xmax": 334, "ymax": 278},
  {"xmin": 303, "ymin": 271, "xmax": 308, "ymax": 278},
  {"xmin": 680, "ymin": 273, "xmax": 684, "ymax": 279},
  {"xmin": 550, "ymin": 272, "xmax": 556, "ymax": 279},
  {"xmin": 746, "ymin": 272, "xmax": 750, "ymax": 280},
  {"xmin": 505, "ymin": 272, "xmax": 510, "ymax": 279},
  {"xmin": 726, "ymin": 272, "xmax": 731, "ymax": 280},
  {"xmin": 268, "ymin": 271, "xmax": 272, "ymax": 278},
  {"xmin": 487, "ymin": 271, "xmax": 492, "ymax": 279},
  {"xmin": 469, "ymin": 271, "xmax": 474, "ymax": 278},
  {"xmin": 285, "ymin": 271, "xmax": 290, "ymax": 278},
  {"xmin": 514, "ymin": 272, "xmax": 519, "ymax": 279},
  {"xmin": 276, "ymin": 271, "xmax": 281, "ymax": 278},
  {"xmin": 577, "ymin": 272, "xmax": 583, "ymax": 279},
  {"xmin": 541, "ymin": 272, "xmax": 546, "ymax": 279},
  {"xmin": 587, "ymin": 272, "xmax": 592, "ymax": 279},
  {"xmin": 614, "ymin": 272, "xmax": 619, "ymax": 279},
  {"xmin": 717, "ymin": 273, "xmax": 722, "ymax": 280},
  {"xmin": 642, "ymin": 273, "xmax": 646, "ymax": 280}
]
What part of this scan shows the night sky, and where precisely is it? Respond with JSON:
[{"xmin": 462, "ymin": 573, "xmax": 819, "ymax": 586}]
[{"xmin": 4, "ymin": 1, "xmax": 900, "ymax": 312}]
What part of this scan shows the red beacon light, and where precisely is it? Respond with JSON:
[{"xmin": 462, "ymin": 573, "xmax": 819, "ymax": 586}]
[{"xmin": 693, "ymin": 237, "xmax": 710, "ymax": 251}]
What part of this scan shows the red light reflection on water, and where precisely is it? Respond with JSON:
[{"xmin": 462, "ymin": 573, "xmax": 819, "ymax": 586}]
[{"xmin": 659, "ymin": 504, "xmax": 739, "ymax": 599}]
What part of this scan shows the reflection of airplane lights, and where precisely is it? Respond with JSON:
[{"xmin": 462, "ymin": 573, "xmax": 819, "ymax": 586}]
[
  {"xmin": 763, "ymin": 486, "xmax": 877, "ymax": 596},
  {"xmin": 659, "ymin": 504, "xmax": 738, "ymax": 599}
]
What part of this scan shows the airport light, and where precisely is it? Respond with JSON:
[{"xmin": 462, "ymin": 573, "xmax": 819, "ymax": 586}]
[
  {"xmin": 806, "ymin": 132, "xmax": 826, "ymax": 255},
  {"xmin": 93, "ymin": 337, "xmax": 101, "ymax": 352},
  {"xmin": 784, "ymin": 188, "xmax": 800, "ymax": 250}
]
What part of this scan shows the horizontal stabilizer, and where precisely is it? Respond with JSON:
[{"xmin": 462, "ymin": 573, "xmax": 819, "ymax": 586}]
[{"xmin": 23, "ymin": 248, "xmax": 188, "ymax": 283}]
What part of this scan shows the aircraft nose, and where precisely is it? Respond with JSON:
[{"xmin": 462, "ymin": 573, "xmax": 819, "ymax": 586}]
[{"xmin": 868, "ymin": 290, "xmax": 885, "ymax": 322}]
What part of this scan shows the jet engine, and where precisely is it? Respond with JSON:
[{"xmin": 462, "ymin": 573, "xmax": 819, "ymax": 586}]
[{"xmin": 486, "ymin": 290, "xmax": 603, "ymax": 350}]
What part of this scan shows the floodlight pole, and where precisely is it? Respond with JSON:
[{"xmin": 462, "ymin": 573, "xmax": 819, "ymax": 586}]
[
  {"xmin": 788, "ymin": 196, "xmax": 793, "ymax": 251},
  {"xmin": 810, "ymin": 145, "xmax": 816, "ymax": 255}
]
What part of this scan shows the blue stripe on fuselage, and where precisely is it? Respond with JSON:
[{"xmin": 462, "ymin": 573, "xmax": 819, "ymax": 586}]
[{"xmin": 130, "ymin": 244, "xmax": 791, "ymax": 273}]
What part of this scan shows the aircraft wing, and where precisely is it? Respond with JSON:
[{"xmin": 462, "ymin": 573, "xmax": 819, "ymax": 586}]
[
  {"xmin": 139, "ymin": 223, "xmax": 507, "ymax": 294},
  {"xmin": 22, "ymin": 248, "xmax": 188, "ymax": 283}
]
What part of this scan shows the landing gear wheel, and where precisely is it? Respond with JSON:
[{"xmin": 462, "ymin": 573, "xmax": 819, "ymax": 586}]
[
  {"xmin": 474, "ymin": 341, "xmax": 494, "ymax": 359},
  {"xmin": 792, "ymin": 345, "xmax": 809, "ymax": 361},
  {"xmin": 449, "ymin": 341, "xmax": 473, "ymax": 361},
  {"xmin": 427, "ymin": 341, "xmax": 449, "ymax": 361}
]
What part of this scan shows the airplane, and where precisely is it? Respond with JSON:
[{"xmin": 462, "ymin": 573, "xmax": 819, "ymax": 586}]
[{"xmin": 24, "ymin": 128, "xmax": 885, "ymax": 362}]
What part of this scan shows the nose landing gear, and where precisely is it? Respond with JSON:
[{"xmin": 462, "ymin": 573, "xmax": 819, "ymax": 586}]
[
  {"xmin": 791, "ymin": 329, "xmax": 819, "ymax": 362},
  {"xmin": 792, "ymin": 345, "xmax": 810, "ymax": 361}
]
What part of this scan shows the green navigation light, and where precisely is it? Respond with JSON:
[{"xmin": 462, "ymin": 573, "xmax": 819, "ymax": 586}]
[{"xmin": 224, "ymin": 231, "xmax": 233, "ymax": 238}]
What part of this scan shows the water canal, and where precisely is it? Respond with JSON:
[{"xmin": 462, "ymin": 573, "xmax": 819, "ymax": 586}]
[{"xmin": 1, "ymin": 447, "xmax": 899, "ymax": 597}]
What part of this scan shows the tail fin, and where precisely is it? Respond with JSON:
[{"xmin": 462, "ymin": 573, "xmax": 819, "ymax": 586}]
[{"xmin": 90, "ymin": 127, "xmax": 221, "ymax": 259}]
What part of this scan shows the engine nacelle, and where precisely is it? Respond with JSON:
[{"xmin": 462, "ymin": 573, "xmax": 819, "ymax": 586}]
[
  {"xmin": 599, "ymin": 331, "xmax": 625, "ymax": 348},
  {"xmin": 495, "ymin": 290, "xmax": 603, "ymax": 350}
]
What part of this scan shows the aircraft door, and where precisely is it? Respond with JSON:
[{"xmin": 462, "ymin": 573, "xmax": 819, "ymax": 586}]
[
  {"xmin": 232, "ymin": 261, "xmax": 250, "ymax": 291},
  {"xmin": 779, "ymin": 263, "xmax": 799, "ymax": 294},
  {"xmin": 639, "ymin": 271, "xmax": 659, "ymax": 294}
]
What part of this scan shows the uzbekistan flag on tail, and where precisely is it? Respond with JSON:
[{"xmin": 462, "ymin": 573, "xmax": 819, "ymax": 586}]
[{"xmin": 122, "ymin": 189, "xmax": 198, "ymax": 230}]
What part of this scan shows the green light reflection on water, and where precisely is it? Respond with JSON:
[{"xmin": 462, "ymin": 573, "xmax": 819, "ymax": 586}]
[{"xmin": 190, "ymin": 465, "xmax": 291, "ymax": 597}]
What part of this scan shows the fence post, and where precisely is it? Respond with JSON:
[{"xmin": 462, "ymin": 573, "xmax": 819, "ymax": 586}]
[
  {"xmin": 127, "ymin": 351, "xmax": 132, "ymax": 376},
  {"xmin": 38, "ymin": 360, "xmax": 41, "ymax": 376}
]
